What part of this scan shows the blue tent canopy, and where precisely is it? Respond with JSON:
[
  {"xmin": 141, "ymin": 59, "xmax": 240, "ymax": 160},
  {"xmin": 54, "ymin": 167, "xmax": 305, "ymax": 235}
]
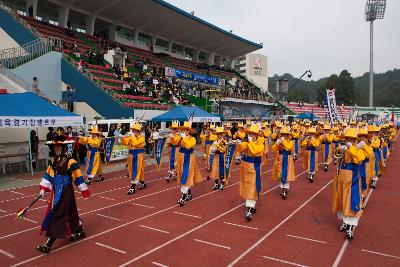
[
  {"xmin": 296, "ymin": 112, "xmax": 319, "ymax": 121},
  {"xmin": 152, "ymin": 106, "xmax": 220, "ymax": 123},
  {"xmin": 0, "ymin": 92, "xmax": 83, "ymax": 128}
]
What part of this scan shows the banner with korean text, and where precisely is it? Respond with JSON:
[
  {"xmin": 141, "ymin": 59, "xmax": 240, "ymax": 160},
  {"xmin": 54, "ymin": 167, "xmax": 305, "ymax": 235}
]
[{"xmin": 326, "ymin": 89, "xmax": 340, "ymax": 126}]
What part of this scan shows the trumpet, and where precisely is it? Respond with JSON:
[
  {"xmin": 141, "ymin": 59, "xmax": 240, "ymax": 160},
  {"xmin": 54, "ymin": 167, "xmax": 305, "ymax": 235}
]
[
  {"xmin": 334, "ymin": 146, "xmax": 345, "ymax": 159},
  {"xmin": 148, "ymin": 136, "xmax": 154, "ymax": 144}
]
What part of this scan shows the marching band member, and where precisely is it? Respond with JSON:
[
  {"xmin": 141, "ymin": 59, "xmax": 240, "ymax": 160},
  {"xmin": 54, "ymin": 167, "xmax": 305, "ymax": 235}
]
[
  {"xmin": 199, "ymin": 123, "xmax": 210, "ymax": 160},
  {"xmin": 121, "ymin": 123, "xmax": 146, "ymax": 195},
  {"xmin": 210, "ymin": 127, "xmax": 228, "ymax": 190},
  {"xmin": 332, "ymin": 127, "xmax": 365, "ymax": 240},
  {"xmin": 236, "ymin": 123, "xmax": 265, "ymax": 221},
  {"xmin": 380, "ymin": 124, "xmax": 389, "ymax": 164},
  {"xmin": 271, "ymin": 126, "xmax": 295, "ymax": 199},
  {"xmin": 176, "ymin": 121, "xmax": 203, "ymax": 206},
  {"xmin": 369, "ymin": 125, "xmax": 382, "ymax": 189},
  {"xmin": 320, "ymin": 123, "xmax": 334, "ymax": 172},
  {"xmin": 301, "ymin": 127, "xmax": 320, "ymax": 183},
  {"xmin": 233, "ymin": 122, "xmax": 246, "ymax": 141},
  {"xmin": 357, "ymin": 127, "xmax": 374, "ymax": 207},
  {"xmin": 291, "ymin": 123, "xmax": 301, "ymax": 160},
  {"xmin": 206, "ymin": 124, "xmax": 217, "ymax": 174},
  {"xmin": 37, "ymin": 134, "xmax": 90, "ymax": 253},
  {"xmin": 166, "ymin": 121, "xmax": 181, "ymax": 182},
  {"xmin": 78, "ymin": 125, "xmax": 104, "ymax": 185},
  {"xmin": 261, "ymin": 121, "xmax": 271, "ymax": 160}
]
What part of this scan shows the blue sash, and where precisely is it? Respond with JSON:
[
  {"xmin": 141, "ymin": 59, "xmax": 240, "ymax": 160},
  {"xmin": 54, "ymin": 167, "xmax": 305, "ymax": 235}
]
[
  {"xmin": 334, "ymin": 141, "xmax": 339, "ymax": 149},
  {"xmin": 129, "ymin": 149, "xmax": 144, "ymax": 181},
  {"xmin": 373, "ymin": 148, "xmax": 380, "ymax": 176},
  {"xmin": 216, "ymin": 151, "xmax": 225, "ymax": 179},
  {"xmin": 41, "ymin": 175, "xmax": 72, "ymax": 230},
  {"xmin": 383, "ymin": 146, "xmax": 388, "ymax": 160},
  {"xmin": 179, "ymin": 147, "xmax": 193, "ymax": 185},
  {"xmin": 359, "ymin": 159, "xmax": 368, "ymax": 191},
  {"xmin": 324, "ymin": 141, "xmax": 331, "ymax": 162},
  {"xmin": 205, "ymin": 140, "xmax": 212, "ymax": 152},
  {"xmin": 308, "ymin": 147, "xmax": 316, "ymax": 172},
  {"xmin": 242, "ymin": 155, "xmax": 262, "ymax": 199},
  {"xmin": 86, "ymin": 146, "xmax": 98, "ymax": 175},
  {"xmin": 169, "ymin": 145, "xmax": 177, "ymax": 170},
  {"xmin": 294, "ymin": 138, "xmax": 299, "ymax": 154},
  {"xmin": 280, "ymin": 150, "xmax": 290, "ymax": 184},
  {"xmin": 209, "ymin": 154, "xmax": 214, "ymax": 168},
  {"xmin": 342, "ymin": 163, "xmax": 361, "ymax": 213}
]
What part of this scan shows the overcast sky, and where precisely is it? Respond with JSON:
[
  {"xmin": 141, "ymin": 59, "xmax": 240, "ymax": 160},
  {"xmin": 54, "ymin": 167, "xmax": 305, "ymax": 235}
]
[{"xmin": 166, "ymin": 0, "xmax": 399, "ymax": 80}]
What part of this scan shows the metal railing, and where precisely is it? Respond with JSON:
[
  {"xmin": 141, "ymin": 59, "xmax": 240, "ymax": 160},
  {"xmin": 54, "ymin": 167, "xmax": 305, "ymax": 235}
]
[
  {"xmin": 0, "ymin": 37, "xmax": 61, "ymax": 69},
  {"xmin": 0, "ymin": 1, "xmax": 46, "ymax": 41}
]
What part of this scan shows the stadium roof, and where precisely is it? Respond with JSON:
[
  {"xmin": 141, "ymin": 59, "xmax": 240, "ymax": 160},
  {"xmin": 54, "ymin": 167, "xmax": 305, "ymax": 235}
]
[{"xmin": 45, "ymin": 0, "xmax": 262, "ymax": 58}]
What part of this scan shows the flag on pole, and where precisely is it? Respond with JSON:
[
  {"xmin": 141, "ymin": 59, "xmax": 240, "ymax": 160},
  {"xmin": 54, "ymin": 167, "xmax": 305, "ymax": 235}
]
[
  {"xmin": 103, "ymin": 137, "xmax": 116, "ymax": 164},
  {"xmin": 155, "ymin": 137, "xmax": 167, "ymax": 169},
  {"xmin": 225, "ymin": 143, "xmax": 236, "ymax": 184}
]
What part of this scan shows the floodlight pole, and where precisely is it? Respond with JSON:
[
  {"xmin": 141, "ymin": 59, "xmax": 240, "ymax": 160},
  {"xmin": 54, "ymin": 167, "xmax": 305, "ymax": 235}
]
[{"xmin": 369, "ymin": 20, "xmax": 374, "ymax": 107}]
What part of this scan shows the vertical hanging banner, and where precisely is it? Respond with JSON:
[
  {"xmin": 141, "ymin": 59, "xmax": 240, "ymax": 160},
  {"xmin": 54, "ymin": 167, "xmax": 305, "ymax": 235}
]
[
  {"xmin": 225, "ymin": 143, "xmax": 236, "ymax": 184},
  {"xmin": 326, "ymin": 89, "xmax": 340, "ymax": 126},
  {"xmin": 155, "ymin": 137, "xmax": 166, "ymax": 169},
  {"xmin": 103, "ymin": 137, "xmax": 116, "ymax": 164},
  {"xmin": 66, "ymin": 143, "xmax": 74, "ymax": 156}
]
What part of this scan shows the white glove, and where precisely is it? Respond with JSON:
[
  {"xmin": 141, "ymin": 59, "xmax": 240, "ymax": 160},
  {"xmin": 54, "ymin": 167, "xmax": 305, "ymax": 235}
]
[
  {"xmin": 357, "ymin": 141, "xmax": 366, "ymax": 149},
  {"xmin": 346, "ymin": 142, "xmax": 352, "ymax": 148},
  {"xmin": 235, "ymin": 156, "xmax": 242, "ymax": 165},
  {"xmin": 39, "ymin": 189, "xmax": 46, "ymax": 197},
  {"xmin": 203, "ymin": 153, "xmax": 206, "ymax": 157},
  {"xmin": 180, "ymin": 133, "xmax": 186, "ymax": 138},
  {"xmin": 248, "ymin": 136, "xmax": 253, "ymax": 142},
  {"xmin": 210, "ymin": 146, "xmax": 217, "ymax": 153},
  {"xmin": 276, "ymin": 137, "xmax": 284, "ymax": 145},
  {"xmin": 236, "ymin": 139, "xmax": 241, "ymax": 144},
  {"xmin": 169, "ymin": 133, "xmax": 173, "ymax": 138},
  {"xmin": 341, "ymin": 145, "xmax": 348, "ymax": 151}
]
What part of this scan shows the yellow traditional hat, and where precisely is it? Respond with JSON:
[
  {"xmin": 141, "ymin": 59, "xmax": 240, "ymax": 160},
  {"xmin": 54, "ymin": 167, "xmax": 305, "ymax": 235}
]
[
  {"xmin": 215, "ymin": 126, "xmax": 226, "ymax": 135},
  {"xmin": 237, "ymin": 122, "xmax": 244, "ymax": 128},
  {"xmin": 246, "ymin": 124, "xmax": 260, "ymax": 135},
  {"xmin": 358, "ymin": 127, "xmax": 368, "ymax": 136},
  {"xmin": 225, "ymin": 121, "xmax": 232, "ymax": 128},
  {"xmin": 344, "ymin": 127, "xmax": 357, "ymax": 138},
  {"xmin": 323, "ymin": 123, "xmax": 331, "ymax": 130},
  {"xmin": 131, "ymin": 122, "xmax": 142, "ymax": 132},
  {"xmin": 170, "ymin": 120, "xmax": 179, "ymax": 129},
  {"xmin": 341, "ymin": 121, "xmax": 348, "ymax": 127},
  {"xmin": 280, "ymin": 126, "xmax": 292, "ymax": 135},
  {"xmin": 333, "ymin": 126, "xmax": 340, "ymax": 132},
  {"xmin": 180, "ymin": 121, "xmax": 192, "ymax": 130},
  {"xmin": 275, "ymin": 121, "xmax": 283, "ymax": 128},
  {"xmin": 307, "ymin": 127, "xmax": 317, "ymax": 134},
  {"xmin": 350, "ymin": 120, "xmax": 357, "ymax": 126},
  {"xmin": 367, "ymin": 125, "xmax": 377, "ymax": 133},
  {"xmin": 292, "ymin": 124, "xmax": 300, "ymax": 131},
  {"xmin": 261, "ymin": 121, "xmax": 269, "ymax": 128},
  {"xmin": 89, "ymin": 125, "xmax": 100, "ymax": 134}
]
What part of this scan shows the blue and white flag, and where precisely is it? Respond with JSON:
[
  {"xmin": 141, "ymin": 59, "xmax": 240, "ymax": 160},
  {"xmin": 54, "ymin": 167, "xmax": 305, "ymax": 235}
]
[
  {"xmin": 326, "ymin": 89, "xmax": 340, "ymax": 126},
  {"xmin": 155, "ymin": 137, "xmax": 167, "ymax": 169},
  {"xmin": 103, "ymin": 137, "xmax": 115, "ymax": 164},
  {"xmin": 66, "ymin": 143, "xmax": 74, "ymax": 156},
  {"xmin": 225, "ymin": 143, "xmax": 236, "ymax": 184}
]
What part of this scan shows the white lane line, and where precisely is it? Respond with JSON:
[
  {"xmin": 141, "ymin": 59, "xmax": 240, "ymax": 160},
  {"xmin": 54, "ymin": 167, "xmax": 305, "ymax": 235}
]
[
  {"xmin": 174, "ymin": 212, "xmax": 202, "ymax": 219},
  {"xmin": 332, "ymin": 187, "xmax": 375, "ymax": 267},
  {"xmin": 361, "ymin": 249, "xmax": 400, "ymax": 260},
  {"xmin": 262, "ymin": 256, "xmax": 308, "ymax": 267},
  {"xmin": 224, "ymin": 222, "xmax": 258, "ymax": 230},
  {"xmin": 228, "ymin": 171, "xmax": 329, "ymax": 267},
  {"xmin": 94, "ymin": 242, "xmax": 127, "ymax": 254},
  {"xmin": 10, "ymin": 191, "xmax": 24, "ymax": 195},
  {"xmin": 152, "ymin": 262, "xmax": 169, "ymax": 267},
  {"xmin": 0, "ymin": 248, "xmax": 15, "ymax": 258},
  {"xmin": 286, "ymin": 234, "xmax": 327, "ymax": 244},
  {"xmin": 193, "ymin": 238, "xmax": 231, "ymax": 250},
  {"xmin": 98, "ymin": 196, "xmax": 116, "ymax": 201},
  {"xmin": 23, "ymin": 218, "xmax": 37, "ymax": 224},
  {"xmin": 139, "ymin": 225, "xmax": 169, "ymax": 234},
  {"xmin": 97, "ymin": 213, "xmax": 120, "ymax": 221},
  {"xmin": 132, "ymin": 203, "xmax": 155, "ymax": 209},
  {"xmin": 0, "ymin": 209, "xmax": 7, "ymax": 213},
  {"xmin": 0, "ymin": 194, "xmax": 37, "ymax": 203}
]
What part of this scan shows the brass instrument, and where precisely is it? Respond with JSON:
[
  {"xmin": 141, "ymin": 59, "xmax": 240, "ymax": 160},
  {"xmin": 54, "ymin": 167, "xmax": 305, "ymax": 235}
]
[
  {"xmin": 148, "ymin": 136, "xmax": 154, "ymax": 144},
  {"xmin": 334, "ymin": 146, "xmax": 345, "ymax": 159},
  {"xmin": 380, "ymin": 129, "xmax": 391, "ymax": 143},
  {"xmin": 217, "ymin": 139, "xmax": 228, "ymax": 152}
]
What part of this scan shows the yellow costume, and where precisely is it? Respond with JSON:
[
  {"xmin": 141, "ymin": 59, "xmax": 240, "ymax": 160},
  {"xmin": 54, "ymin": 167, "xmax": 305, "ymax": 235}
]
[
  {"xmin": 210, "ymin": 127, "xmax": 228, "ymax": 190},
  {"xmin": 78, "ymin": 126, "xmax": 103, "ymax": 183},
  {"xmin": 301, "ymin": 128, "xmax": 320, "ymax": 181},
  {"xmin": 167, "ymin": 121, "xmax": 181, "ymax": 181}
]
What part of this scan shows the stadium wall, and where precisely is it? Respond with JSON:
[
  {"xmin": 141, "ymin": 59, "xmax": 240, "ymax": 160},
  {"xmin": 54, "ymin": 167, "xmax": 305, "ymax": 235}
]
[{"xmin": 0, "ymin": 9, "xmax": 37, "ymax": 45}]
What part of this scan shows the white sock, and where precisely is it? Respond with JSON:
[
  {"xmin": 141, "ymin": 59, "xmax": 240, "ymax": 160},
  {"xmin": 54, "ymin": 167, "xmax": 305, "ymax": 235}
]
[
  {"xmin": 279, "ymin": 182, "xmax": 290, "ymax": 189},
  {"xmin": 245, "ymin": 199, "xmax": 256, "ymax": 208},
  {"xmin": 343, "ymin": 216, "xmax": 359, "ymax": 226},
  {"xmin": 181, "ymin": 186, "xmax": 189, "ymax": 194}
]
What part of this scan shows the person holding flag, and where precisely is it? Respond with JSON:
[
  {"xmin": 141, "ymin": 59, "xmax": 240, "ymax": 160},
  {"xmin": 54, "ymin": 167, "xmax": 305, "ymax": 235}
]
[
  {"xmin": 319, "ymin": 123, "xmax": 334, "ymax": 172},
  {"xmin": 236, "ymin": 123, "xmax": 264, "ymax": 221},
  {"xmin": 36, "ymin": 134, "xmax": 90, "ymax": 253},
  {"xmin": 176, "ymin": 121, "xmax": 203, "ymax": 206},
  {"xmin": 210, "ymin": 127, "xmax": 228, "ymax": 190},
  {"xmin": 166, "ymin": 121, "xmax": 181, "ymax": 182},
  {"xmin": 332, "ymin": 127, "xmax": 365, "ymax": 240},
  {"xmin": 78, "ymin": 125, "xmax": 104, "ymax": 184},
  {"xmin": 301, "ymin": 127, "xmax": 321, "ymax": 183},
  {"xmin": 121, "ymin": 122, "xmax": 146, "ymax": 195},
  {"xmin": 271, "ymin": 125, "xmax": 295, "ymax": 200}
]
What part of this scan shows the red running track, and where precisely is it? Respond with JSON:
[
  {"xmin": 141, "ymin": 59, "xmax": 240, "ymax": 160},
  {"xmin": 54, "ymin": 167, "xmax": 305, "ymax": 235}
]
[{"xmin": 0, "ymin": 145, "xmax": 399, "ymax": 267}]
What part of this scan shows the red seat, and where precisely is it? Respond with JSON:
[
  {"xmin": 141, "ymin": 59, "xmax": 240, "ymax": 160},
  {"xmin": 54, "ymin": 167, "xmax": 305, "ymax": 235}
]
[{"xmin": 0, "ymin": 89, "xmax": 8, "ymax": 94}]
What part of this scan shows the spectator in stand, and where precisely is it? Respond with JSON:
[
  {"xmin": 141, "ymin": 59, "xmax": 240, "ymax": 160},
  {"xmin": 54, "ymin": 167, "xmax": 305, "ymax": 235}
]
[
  {"xmin": 72, "ymin": 42, "xmax": 80, "ymax": 58},
  {"xmin": 66, "ymin": 84, "xmax": 76, "ymax": 112},
  {"xmin": 30, "ymin": 130, "xmax": 39, "ymax": 169},
  {"xmin": 32, "ymin": 77, "xmax": 40, "ymax": 95}
]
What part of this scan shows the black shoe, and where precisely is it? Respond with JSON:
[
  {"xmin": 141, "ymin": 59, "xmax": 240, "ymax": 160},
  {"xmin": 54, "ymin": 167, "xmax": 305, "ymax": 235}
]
[
  {"xmin": 324, "ymin": 164, "xmax": 328, "ymax": 172},
  {"xmin": 219, "ymin": 184, "xmax": 225, "ymax": 190},
  {"xmin": 178, "ymin": 194, "xmax": 187, "ymax": 206},
  {"xmin": 97, "ymin": 176, "xmax": 104, "ymax": 182},
  {"xmin": 280, "ymin": 188, "xmax": 288, "ymax": 200},
  {"xmin": 371, "ymin": 180, "xmax": 377, "ymax": 189},
  {"xmin": 212, "ymin": 181, "xmax": 220, "ymax": 190},
  {"xmin": 293, "ymin": 154, "xmax": 297, "ymax": 161},
  {"xmin": 138, "ymin": 182, "xmax": 146, "ymax": 190},
  {"xmin": 339, "ymin": 222, "xmax": 349, "ymax": 232},
  {"xmin": 166, "ymin": 172, "xmax": 172, "ymax": 182},
  {"xmin": 245, "ymin": 207, "xmax": 255, "ymax": 221},
  {"xmin": 309, "ymin": 174, "xmax": 314, "ymax": 183},
  {"xmin": 127, "ymin": 184, "xmax": 136, "ymax": 195},
  {"xmin": 85, "ymin": 178, "xmax": 92, "ymax": 185},
  {"xmin": 70, "ymin": 230, "xmax": 85, "ymax": 241},
  {"xmin": 36, "ymin": 244, "xmax": 50, "ymax": 253},
  {"xmin": 346, "ymin": 225, "xmax": 355, "ymax": 240}
]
